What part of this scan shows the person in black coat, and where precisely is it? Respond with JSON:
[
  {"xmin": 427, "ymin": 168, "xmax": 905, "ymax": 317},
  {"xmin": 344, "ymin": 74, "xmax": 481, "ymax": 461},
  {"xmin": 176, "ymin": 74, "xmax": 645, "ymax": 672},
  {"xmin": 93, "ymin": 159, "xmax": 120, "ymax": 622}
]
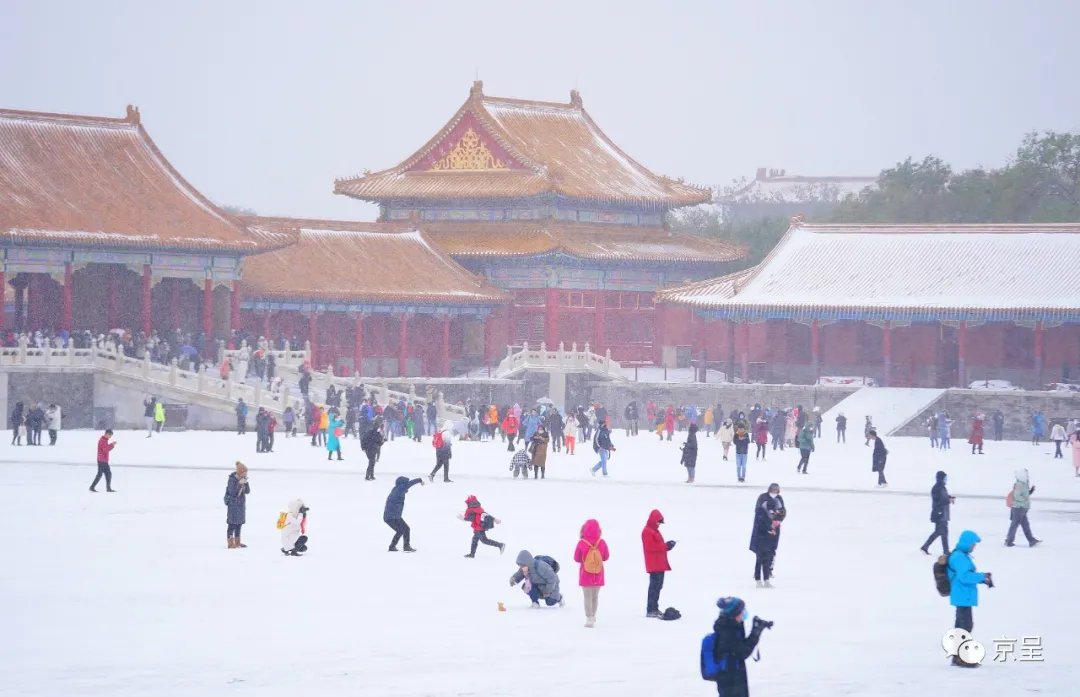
[
  {"xmin": 361, "ymin": 418, "xmax": 385, "ymax": 481},
  {"xmin": 624, "ymin": 401, "xmax": 639, "ymax": 437},
  {"xmin": 869, "ymin": 430, "xmax": 888, "ymax": 486},
  {"xmin": 681, "ymin": 423, "xmax": 699, "ymax": 483},
  {"xmin": 749, "ymin": 484, "xmax": 786, "ymax": 587},
  {"xmin": 921, "ymin": 470, "xmax": 954, "ymax": 555},
  {"xmin": 10, "ymin": 401, "xmax": 24, "ymax": 446},
  {"xmin": 706, "ymin": 597, "xmax": 769, "ymax": 697},
  {"xmin": 383, "ymin": 476, "xmax": 424, "ymax": 551}
]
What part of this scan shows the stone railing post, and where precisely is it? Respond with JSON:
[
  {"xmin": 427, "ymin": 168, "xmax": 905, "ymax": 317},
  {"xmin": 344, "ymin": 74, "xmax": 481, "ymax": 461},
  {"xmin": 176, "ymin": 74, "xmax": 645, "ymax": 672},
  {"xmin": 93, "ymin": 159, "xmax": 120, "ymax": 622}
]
[
  {"xmin": 605, "ymin": 348, "xmax": 613, "ymax": 374},
  {"xmin": 304, "ymin": 340, "xmax": 312, "ymax": 364},
  {"xmin": 43, "ymin": 345, "xmax": 51, "ymax": 365},
  {"xmin": 197, "ymin": 364, "xmax": 207, "ymax": 393},
  {"xmin": 68, "ymin": 346, "xmax": 76, "ymax": 366},
  {"xmin": 437, "ymin": 390, "xmax": 446, "ymax": 420},
  {"xmin": 169, "ymin": 358, "xmax": 178, "ymax": 386},
  {"xmin": 506, "ymin": 344, "xmax": 513, "ymax": 358},
  {"xmin": 18, "ymin": 335, "xmax": 27, "ymax": 364},
  {"xmin": 225, "ymin": 377, "xmax": 232, "ymax": 399},
  {"xmin": 408, "ymin": 383, "xmax": 417, "ymax": 401}
]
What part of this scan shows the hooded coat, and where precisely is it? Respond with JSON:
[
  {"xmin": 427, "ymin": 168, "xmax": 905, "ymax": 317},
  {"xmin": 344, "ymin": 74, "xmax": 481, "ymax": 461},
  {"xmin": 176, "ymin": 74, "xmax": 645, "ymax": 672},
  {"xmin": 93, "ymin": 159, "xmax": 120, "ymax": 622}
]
[
  {"xmin": 948, "ymin": 530, "xmax": 986, "ymax": 608},
  {"xmin": 463, "ymin": 495, "xmax": 487, "ymax": 531},
  {"xmin": 681, "ymin": 424, "xmax": 699, "ymax": 468},
  {"xmin": 529, "ymin": 429, "xmax": 550, "ymax": 468},
  {"xmin": 930, "ymin": 471, "xmax": 951, "ymax": 523},
  {"xmin": 383, "ymin": 476, "xmax": 422, "ymax": 521},
  {"xmin": 871, "ymin": 436, "xmax": 888, "ymax": 472},
  {"xmin": 510, "ymin": 550, "xmax": 561, "ymax": 600},
  {"xmin": 573, "ymin": 518, "xmax": 610, "ymax": 587},
  {"xmin": 1010, "ymin": 470, "xmax": 1032, "ymax": 509},
  {"xmin": 280, "ymin": 498, "xmax": 306, "ymax": 550},
  {"xmin": 749, "ymin": 493, "xmax": 785, "ymax": 554},
  {"xmin": 968, "ymin": 417, "xmax": 985, "ymax": 445},
  {"xmin": 641, "ymin": 509, "xmax": 671, "ymax": 573},
  {"xmin": 326, "ymin": 417, "xmax": 344, "ymax": 451},
  {"xmin": 718, "ymin": 420, "xmax": 734, "ymax": 443},
  {"xmin": 224, "ymin": 472, "xmax": 250, "ymax": 525},
  {"xmin": 708, "ymin": 613, "xmax": 762, "ymax": 697}
]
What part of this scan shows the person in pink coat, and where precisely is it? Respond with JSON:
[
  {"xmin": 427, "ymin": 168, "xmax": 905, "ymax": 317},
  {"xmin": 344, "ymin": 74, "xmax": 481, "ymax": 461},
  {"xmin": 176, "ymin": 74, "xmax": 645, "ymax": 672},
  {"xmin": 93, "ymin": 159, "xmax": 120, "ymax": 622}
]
[
  {"xmin": 1071, "ymin": 428, "xmax": 1080, "ymax": 477},
  {"xmin": 573, "ymin": 518, "xmax": 610, "ymax": 628}
]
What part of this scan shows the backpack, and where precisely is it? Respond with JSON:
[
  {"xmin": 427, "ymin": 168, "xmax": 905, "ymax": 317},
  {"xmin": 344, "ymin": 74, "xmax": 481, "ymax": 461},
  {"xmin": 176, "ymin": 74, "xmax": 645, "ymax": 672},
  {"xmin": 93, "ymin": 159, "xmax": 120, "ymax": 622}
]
[
  {"xmin": 276, "ymin": 512, "xmax": 288, "ymax": 530},
  {"xmin": 933, "ymin": 554, "xmax": 951, "ymax": 597},
  {"xmin": 534, "ymin": 554, "xmax": 560, "ymax": 574},
  {"xmin": 481, "ymin": 513, "xmax": 496, "ymax": 531},
  {"xmin": 581, "ymin": 540, "xmax": 604, "ymax": 574},
  {"xmin": 432, "ymin": 431, "xmax": 444, "ymax": 449},
  {"xmin": 661, "ymin": 607, "xmax": 681, "ymax": 621},
  {"xmin": 700, "ymin": 633, "xmax": 728, "ymax": 680}
]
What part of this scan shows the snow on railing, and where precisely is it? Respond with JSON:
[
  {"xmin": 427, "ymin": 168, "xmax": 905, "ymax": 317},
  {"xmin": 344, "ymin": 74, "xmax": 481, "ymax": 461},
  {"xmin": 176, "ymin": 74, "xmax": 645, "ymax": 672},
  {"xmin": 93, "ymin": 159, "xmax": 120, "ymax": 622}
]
[
  {"xmin": 0, "ymin": 339, "xmax": 289, "ymax": 414},
  {"xmin": 494, "ymin": 341, "xmax": 623, "ymax": 379}
]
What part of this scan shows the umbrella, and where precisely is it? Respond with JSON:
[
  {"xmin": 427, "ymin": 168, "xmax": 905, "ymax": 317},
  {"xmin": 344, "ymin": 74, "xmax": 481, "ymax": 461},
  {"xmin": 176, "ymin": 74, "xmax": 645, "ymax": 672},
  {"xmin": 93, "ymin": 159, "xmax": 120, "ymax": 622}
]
[
  {"xmin": 180, "ymin": 345, "xmax": 199, "ymax": 357},
  {"xmin": 536, "ymin": 397, "xmax": 554, "ymax": 406}
]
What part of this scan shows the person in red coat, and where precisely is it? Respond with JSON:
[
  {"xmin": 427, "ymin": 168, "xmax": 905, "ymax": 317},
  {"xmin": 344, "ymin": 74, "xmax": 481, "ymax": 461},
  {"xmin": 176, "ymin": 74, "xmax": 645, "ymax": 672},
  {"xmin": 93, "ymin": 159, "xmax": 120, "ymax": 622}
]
[
  {"xmin": 754, "ymin": 418, "xmax": 769, "ymax": 460},
  {"xmin": 968, "ymin": 415, "xmax": 985, "ymax": 455},
  {"xmin": 459, "ymin": 495, "xmax": 504, "ymax": 558},
  {"xmin": 641, "ymin": 508, "xmax": 676, "ymax": 618},
  {"xmin": 664, "ymin": 406, "xmax": 675, "ymax": 441},
  {"xmin": 90, "ymin": 429, "xmax": 116, "ymax": 492},
  {"xmin": 502, "ymin": 413, "xmax": 519, "ymax": 452}
]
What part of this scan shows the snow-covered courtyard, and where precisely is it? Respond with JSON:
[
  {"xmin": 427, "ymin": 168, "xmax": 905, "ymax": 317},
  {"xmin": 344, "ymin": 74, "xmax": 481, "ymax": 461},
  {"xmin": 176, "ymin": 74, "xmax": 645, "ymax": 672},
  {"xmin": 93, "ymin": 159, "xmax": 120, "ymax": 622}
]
[{"xmin": 4, "ymin": 427, "xmax": 1076, "ymax": 696}]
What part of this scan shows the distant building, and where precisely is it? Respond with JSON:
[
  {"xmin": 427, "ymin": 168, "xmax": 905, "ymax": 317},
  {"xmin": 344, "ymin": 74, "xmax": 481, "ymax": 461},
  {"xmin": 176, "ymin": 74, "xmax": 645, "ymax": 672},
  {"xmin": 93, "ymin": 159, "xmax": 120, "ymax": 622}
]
[{"xmin": 719, "ymin": 167, "xmax": 877, "ymax": 222}]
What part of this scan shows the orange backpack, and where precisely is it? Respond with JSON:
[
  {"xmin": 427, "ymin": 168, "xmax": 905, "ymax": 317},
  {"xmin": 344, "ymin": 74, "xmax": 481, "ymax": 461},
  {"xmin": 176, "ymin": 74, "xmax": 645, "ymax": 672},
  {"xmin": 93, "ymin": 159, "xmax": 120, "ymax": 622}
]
[{"xmin": 582, "ymin": 539, "xmax": 604, "ymax": 574}]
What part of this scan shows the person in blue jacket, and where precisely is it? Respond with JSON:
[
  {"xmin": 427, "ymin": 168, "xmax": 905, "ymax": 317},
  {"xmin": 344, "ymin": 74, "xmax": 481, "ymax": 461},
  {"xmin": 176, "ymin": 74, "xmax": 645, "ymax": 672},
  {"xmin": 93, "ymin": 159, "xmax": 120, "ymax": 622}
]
[
  {"xmin": 1031, "ymin": 411, "xmax": 1046, "ymax": 445},
  {"xmin": 326, "ymin": 414, "xmax": 345, "ymax": 461},
  {"xmin": 383, "ymin": 476, "xmax": 424, "ymax": 552},
  {"xmin": 947, "ymin": 530, "xmax": 994, "ymax": 666}
]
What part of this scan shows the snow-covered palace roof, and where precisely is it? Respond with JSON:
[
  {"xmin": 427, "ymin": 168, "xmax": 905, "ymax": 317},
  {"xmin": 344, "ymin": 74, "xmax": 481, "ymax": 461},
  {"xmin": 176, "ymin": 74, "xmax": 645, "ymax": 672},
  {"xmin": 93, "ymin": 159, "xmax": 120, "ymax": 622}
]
[{"xmin": 657, "ymin": 221, "xmax": 1080, "ymax": 322}]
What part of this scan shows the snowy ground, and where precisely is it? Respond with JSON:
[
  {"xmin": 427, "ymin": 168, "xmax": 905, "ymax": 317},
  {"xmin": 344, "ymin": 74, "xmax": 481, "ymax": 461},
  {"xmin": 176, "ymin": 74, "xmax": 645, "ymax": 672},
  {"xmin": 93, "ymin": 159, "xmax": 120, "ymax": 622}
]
[{"xmin": 3, "ymin": 427, "xmax": 1077, "ymax": 696}]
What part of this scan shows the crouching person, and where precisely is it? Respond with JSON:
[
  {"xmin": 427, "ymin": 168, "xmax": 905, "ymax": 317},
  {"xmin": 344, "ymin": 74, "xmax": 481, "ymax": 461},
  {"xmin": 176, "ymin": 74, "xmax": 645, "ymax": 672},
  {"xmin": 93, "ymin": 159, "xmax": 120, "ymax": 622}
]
[
  {"xmin": 279, "ymin": 498, "xmax": 310, "ymax": 556},
  {"xmin": 509, "ymin": 550, "xmax": 564, "ymax": 608}
]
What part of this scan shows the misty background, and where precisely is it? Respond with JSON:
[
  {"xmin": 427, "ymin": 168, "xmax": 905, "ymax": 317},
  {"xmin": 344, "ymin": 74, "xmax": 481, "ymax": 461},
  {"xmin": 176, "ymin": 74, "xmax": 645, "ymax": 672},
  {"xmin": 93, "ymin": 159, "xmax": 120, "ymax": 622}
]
[{"xmin": 2, "ymin": 0, "xmax": 1077, "ymax": 221}]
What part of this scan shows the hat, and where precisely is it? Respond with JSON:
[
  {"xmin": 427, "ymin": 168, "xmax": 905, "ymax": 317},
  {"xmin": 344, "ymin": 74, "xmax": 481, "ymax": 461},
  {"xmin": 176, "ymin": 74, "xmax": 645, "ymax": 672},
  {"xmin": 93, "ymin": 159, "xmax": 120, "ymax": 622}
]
[
  {"xmin": 716, "ymin": 596, "xmax": 745, "ymax": 618},
  {"xmin": 768, "ymin": 482, "xmax": 780, "ymax": 493}
]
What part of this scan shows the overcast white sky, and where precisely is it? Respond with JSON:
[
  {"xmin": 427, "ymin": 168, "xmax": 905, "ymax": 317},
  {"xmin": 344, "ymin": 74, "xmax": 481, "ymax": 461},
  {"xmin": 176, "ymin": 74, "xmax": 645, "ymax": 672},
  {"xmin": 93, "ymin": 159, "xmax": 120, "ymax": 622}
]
[{"xmin": 2, "ymin": 1, "xmax": 1077, "ymax": 221}]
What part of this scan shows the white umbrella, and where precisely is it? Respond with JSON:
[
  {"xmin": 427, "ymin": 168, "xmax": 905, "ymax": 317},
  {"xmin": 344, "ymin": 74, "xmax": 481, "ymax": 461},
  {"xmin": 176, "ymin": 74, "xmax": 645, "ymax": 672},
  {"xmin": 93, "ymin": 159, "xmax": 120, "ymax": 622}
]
[{"xmin": 536, "ymin": 397, "xmax": 554, "ymax": 406}]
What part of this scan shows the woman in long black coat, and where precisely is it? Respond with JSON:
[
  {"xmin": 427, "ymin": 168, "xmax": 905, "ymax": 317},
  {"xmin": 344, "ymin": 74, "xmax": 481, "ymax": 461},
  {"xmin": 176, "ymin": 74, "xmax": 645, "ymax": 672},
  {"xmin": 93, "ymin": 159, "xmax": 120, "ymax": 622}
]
[
  {"xmin": 748, "ymin": 484, "xmax": 785, "ymax": 587},
  {"xmin": 681, "ymin": 423, "xmax": 699, "ymax": 483},
  {"xmin": 224, "ymin": 461, "xmax": 251, "ymax": 548}
]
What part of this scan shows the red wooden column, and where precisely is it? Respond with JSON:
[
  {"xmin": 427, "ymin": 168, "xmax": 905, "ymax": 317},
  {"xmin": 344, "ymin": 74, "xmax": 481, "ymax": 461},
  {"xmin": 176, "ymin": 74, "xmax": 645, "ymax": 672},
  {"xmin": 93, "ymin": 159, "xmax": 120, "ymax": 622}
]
[
  {"xmin": 230, "ymin": 280, "xmax": 241, "ymax": 335},
  {"xmin": 307, "ymin": 313, "xmax": 319, "ymax": 368},
  {"xmin": 810, "ymin": 319, "xmax": 821, "ymax": 382},
  {"xmin": 106, "ymin": 268, "xmax": 119, "ymax": 328},
  {"xmin": 726, "ymin": 320, "xmax": 736, "ymax": 383},
  {"xmin": 353, "ymin": 314, "xmax": 365, "ymax": 376},
  {"xmin": 739, "ymin": 321, "xmax": 750, "ymax": 382},
  {"xmin": 168, "ymin": 280, "xmax": 181, "ymax": 330},
  {"xmin": 141, "ymin": 265, "xmax": 152, "ymax": 335},
  {"xmin": 262, "ymin": 311, "xmax": 272, "ymax": 340},
  {"xmin": 593, "ymin": 291, "xmax": 606, "ymax": 353},
  {"xmin": 1033, "ymin": 321, "xmax": 1044, "ymax": 388},
  {"xmin": 882, "ymin": 320, "xmax": 892, "ymax": 387},
  {"xmin": 14, "ymin": 281, "xmax": 25, "ymax": 330},
  {"xmin": 202, "ymin": 277, "xmax": 213, "ymax": 339},
  {"xmin": 61, "ymin": 262, "xmax": 73, "ymax": 331},
  {"xmin": 956, "ymin": 321, "xmax": 967, "ymax": 387},
  {"xmin": 544, "ymin": 288, "xmax": 560, "ymax": 348},
  {"xmin": 0, "ymin": 270, "xmax": 4, "ymax": 330},
  {"xmin": 440, "ymin": 314, "xmax": 451, "ymax": 377},
  {"xmin": 483, "ymin": 309, "xmax": 495, "ymax": 366},
  {"xmin": 653, "ymin": 302, "xmax": 667, "ymax": 365},
  {"xmin": 398, "ymin": 314, "xmax": 410, "ymax": 377}
]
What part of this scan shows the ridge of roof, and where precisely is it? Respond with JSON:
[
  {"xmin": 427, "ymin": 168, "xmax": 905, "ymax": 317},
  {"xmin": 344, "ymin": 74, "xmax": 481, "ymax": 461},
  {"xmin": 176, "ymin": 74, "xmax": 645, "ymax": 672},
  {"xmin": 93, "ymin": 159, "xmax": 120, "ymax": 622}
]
[{"xmin": 796, "ymin": 222, "xmax": 1080, "ymax": 234}]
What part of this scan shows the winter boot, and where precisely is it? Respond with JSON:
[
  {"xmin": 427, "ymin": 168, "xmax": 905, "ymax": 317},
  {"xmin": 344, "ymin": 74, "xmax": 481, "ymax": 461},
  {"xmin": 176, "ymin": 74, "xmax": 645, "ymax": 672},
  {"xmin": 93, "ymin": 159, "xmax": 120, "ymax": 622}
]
[
  {"xmin": 763, "ymin": 580, "xmax": 774, "ymax": 589},
  {"xmin": 531, "ymin": 602, "xmax": 541, "ymax": 609},
  {"xmin": 388, "ymin": 545, "xmax": 398, "ymax": 552},
  {"xmin": 585, "ymin": 617, "xmax": 595, "ymax": 628},
  {"xmin": 464, "ymin": 553, "xmax": 475, "ymax": 558},
  {"xmin": 227, "ymin": 538, "xmax": 237, "ymax": 549},
  {"xmin": 755, "ymin": 580, "xmax": 763, "ymax": 588},
  {"xmin": 236, "ymin": 537, "xmax": 247, "ymax": 549},
  {"xmin": 403, "ymin": 545, "xmax": 417, "ymax": 553}
]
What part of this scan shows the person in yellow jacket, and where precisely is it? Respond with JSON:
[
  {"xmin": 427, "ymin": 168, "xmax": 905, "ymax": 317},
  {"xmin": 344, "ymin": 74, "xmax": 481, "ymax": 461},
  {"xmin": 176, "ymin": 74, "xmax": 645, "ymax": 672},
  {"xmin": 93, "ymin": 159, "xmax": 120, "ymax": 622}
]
[
  {"xmin": 703, "ymin": 407, "xmax": 714, "ymax": 437},
  {"xmin": 153, "ymin": 400, "xmax": 166, "ymax": 433},
  {"xmin": 318, "ymin": 407, "xmax": 330, "ymax": 447}
]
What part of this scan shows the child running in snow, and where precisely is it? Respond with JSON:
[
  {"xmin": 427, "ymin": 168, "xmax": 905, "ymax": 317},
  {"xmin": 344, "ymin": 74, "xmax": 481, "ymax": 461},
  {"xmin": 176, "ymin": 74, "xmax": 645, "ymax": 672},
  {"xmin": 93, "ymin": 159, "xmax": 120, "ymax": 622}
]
[
  {"xmin": 459, "ymin": 495, "xmax": 505, "ymax": 557},
  {"xmin": 510, "ymin": 445, "xmax": 531, "ymax": 479},
  {"xmin": 279, "ymin": 498, "xmax": 310, "ymax": 556}
]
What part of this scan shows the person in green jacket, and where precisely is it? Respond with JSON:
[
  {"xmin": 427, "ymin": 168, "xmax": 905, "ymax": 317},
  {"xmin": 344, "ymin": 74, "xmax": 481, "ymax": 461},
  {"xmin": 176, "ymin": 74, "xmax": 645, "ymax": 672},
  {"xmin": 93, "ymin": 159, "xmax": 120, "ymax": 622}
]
[
  {"xmin": 153, "ymin": 400, "xmax": 166, "ymax": 433},
  {"xmin": 796, "ymin": 422, "xmax": 815, "ymax": 474},
  {"xmin": 1005, "ymin": 469, "xmax": 1041, "ymax": 547}
]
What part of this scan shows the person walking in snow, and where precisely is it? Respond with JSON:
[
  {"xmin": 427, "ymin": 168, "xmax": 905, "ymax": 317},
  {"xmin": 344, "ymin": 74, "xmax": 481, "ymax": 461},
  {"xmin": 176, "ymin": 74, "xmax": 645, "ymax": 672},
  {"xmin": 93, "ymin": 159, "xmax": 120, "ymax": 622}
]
[
  {"xmin": 143, "ymin": 396, "xmax": 157, "ymax": 438},
  {"xmin": 224, "ymin": 461, "xmax": 251, "ymax": 548},
  {"xmin": 795, "ymin": 422, "xmax": 814, "ymax": 474},
  {"xmin": 769, "ymin": 410, "xmax": 786, "ymax": 451},
  {"xmin": 664, "ymin": 405, "xmax": 675, "ymax": 441},
  {"xmin": 753, "ymin": 417, "xmax": 768, "ymax": 460},
  {"xmin": 279, "ymin": 498, "xmax": 309, "ymax": 556},
  {"xmin": 718, "ymin": 418, "xmax": 734, "ymax": 461},
  {"xmin": 927, "ymin": 413, "xmax": 938, "ymax": 448},
  {"xmin": 429, "ymin": 428, "xmax": 453, "ymax": 482},
  {"xmin": 947, "ymin": 530, "xmax": 994, "ymax": 666},
  {"xmin": 641, "ymin": 509, "xmax": 676, "ymax": 618},
  {"xmin": 749, "ymin": 484, "xmax": 785, "ymax": 587},
  {"xmin": 920, "ymin": 471, "xmax": 954, "ymax": 556},
  {"xmin": 869, "ymin": 429, "xmax": 888, "ymax": 487},
  {"xmin": 1031, "ymin": 411, "xmax": 1046, "ymax": 445},
  {"xmin": 733, "ymin": 423, "xmax": 750, "ymax": 482},
  {"xmin": 90, "ymin": 429, "xmax": 117, "ymax": 493},
  {"xmin": 509, "ymin": 550, "xmax": 564, "ymax": 608},
  {"xmin": 681, "ymin": 423, "xmax": 699, "ymax": 483},
  {"xmin": 154, "ymin": 399, "xmax": 165, "ymax": 433},
  {"xmin": 705, "ymin": 597, "xmax": 771, "ymax": 694},
  {"xmin": 384, "ymin": 476, "xmax": 424, "ymax": 552},
  {"xmin": 326, "ymin": 412, "xmax": 344, "ymax": 461},
  {"xmin": 1005, "ymin": 469, "xmax": 1041, "ymax": 547},
  {"xmin": 235, "ymin": 398, "xmax": 248, "ymax": 436},
  {"xmin": 938, "ymin": 411, "xmax": 952, "ymax": 450},
  {"xmin": 1050, "ymin": 421, "xmax": 1067, "ymax": 459},
  {"xmin": 459, "ymin": 495, "xmax": 505, "ymax": 558},
  {"xmin": 1071, "ymin": 427, "xmax": 1080, "ymax": 477},
  {"xmin": 361, "ymin": 418, "xmax": 385, "ymax": 481},
  {"xmin": 968, "ymin": 415, "xmax": 985, "ymax": 455},
  {"xmin": 863, "ymin": 415, "xmax": 874, "ymax": 446},
  {"xmin": 590, "ymin": 422, "xmax": 615, "ymax": 477},
  {"xmin": 812, "ymin": 405, "xmax": 823, "ymax": 438},
  {"xmin": 624, "ymin": 401, "xmax": 639, "ymax": 437},
  {"xmin": 529, "ymin": 424, "xmax": 550, "ymax": 479},
  {"xmin": 992, "ymin": 410, "xmax": 1005, "ymax": 441},
  {"xmin": 45, "ymin": 403, "xmax": 62, "ymax": 445},
  {"xmin": 835, "ymin": 411, "xmax": 847, "ymax": 443},
  {"xmin": 502, "ymin": 411, "xmax": 519, "ymax": 453},
  {"xmin": 574, "ymin": 518, "xmax": 610, "ymax": 628}
]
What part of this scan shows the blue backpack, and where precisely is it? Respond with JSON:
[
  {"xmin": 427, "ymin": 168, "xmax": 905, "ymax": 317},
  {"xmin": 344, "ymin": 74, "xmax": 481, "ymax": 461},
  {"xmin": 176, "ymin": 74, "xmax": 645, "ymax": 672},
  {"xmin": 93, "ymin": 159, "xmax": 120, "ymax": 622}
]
[{"xmin": 700, "ymin": 633, "xmax": 727, "ymax": 681}]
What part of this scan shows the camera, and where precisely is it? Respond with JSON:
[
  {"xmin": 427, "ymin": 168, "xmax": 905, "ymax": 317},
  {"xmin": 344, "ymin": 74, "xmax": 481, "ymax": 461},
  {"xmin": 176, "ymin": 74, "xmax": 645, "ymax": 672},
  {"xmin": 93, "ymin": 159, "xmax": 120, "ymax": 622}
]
[
  {"xmin": 299, "ymin": 506, "xmax": 310, "ymax": 515},
  {"xmin": 752, "ymin": 616, "xmax": 774, "ymax": 630}
]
